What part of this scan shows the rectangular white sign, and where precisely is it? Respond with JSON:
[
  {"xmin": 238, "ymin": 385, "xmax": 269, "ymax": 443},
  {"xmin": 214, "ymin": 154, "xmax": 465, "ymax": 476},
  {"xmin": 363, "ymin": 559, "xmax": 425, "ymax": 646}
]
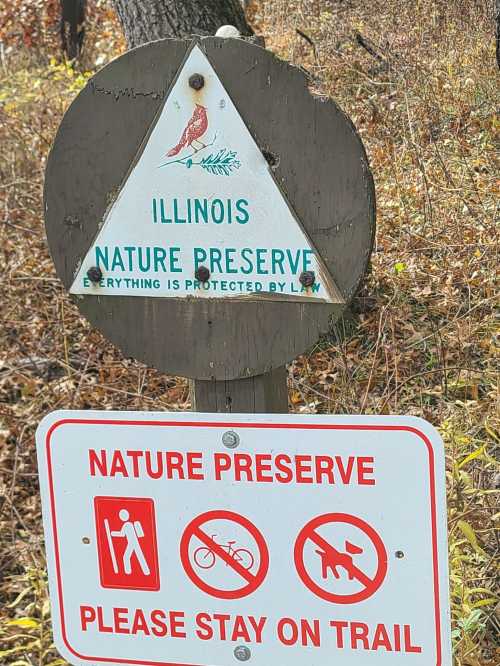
[{"xmin": 36, "ymin": 411, "xmax": 451, "ymax": 666}]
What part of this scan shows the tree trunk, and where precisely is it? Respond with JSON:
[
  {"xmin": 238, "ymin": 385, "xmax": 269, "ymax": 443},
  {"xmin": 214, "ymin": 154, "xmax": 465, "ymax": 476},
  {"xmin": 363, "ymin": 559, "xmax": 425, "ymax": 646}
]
[
  {"xmin": 496, "ymin": 0, "xmax": 500, "ymax": 70},
  {"xmin": 110, "ymin": 0, "xmax": 253, "ymax": 50},
  {"xmin": 60, "ymin": 0, "xmax": 86, "ymax": 60}
]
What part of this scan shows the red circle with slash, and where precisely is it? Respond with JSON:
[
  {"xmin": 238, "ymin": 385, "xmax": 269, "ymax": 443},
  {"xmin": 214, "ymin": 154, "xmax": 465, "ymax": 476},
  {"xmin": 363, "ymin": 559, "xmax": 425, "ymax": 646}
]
[
  {"xmin": 294, "ymin": 512, "xmax": 387, "ymax": 604},
  {"xmin": 180, "ymin": 510, "xmax": 269, "ymax": 600}
]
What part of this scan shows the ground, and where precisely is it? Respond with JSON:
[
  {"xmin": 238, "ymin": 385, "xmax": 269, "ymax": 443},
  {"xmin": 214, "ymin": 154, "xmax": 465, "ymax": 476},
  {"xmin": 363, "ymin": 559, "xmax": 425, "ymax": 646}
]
[{"xmin": 0, "ymin": 0, "xmax": 498, "ymax": 664}]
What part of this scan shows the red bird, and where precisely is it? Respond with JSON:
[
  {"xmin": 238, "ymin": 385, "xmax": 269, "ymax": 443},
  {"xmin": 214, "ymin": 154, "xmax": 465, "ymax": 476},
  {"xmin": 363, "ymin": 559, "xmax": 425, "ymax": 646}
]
[{"xmin": 167, "ymin": 104, "xmax": 208, "ymax": 157}]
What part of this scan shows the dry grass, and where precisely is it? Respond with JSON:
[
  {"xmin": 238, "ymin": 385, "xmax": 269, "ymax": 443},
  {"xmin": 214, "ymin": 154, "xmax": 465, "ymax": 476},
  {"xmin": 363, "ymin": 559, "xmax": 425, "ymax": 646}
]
[{"xmin": 0, "ymin": 1, "xmax": 499, "ymax": 664}]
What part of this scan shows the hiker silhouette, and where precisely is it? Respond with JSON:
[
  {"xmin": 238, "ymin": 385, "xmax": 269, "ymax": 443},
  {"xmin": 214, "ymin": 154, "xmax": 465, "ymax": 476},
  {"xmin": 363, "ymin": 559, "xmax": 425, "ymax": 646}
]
[{"xmin": 110, "ymin": 508, "xmax": 150, "ymax": 575}]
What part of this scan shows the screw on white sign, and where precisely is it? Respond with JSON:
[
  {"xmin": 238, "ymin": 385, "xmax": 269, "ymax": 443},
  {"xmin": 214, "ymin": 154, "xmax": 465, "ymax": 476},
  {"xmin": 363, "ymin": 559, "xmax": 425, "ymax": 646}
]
[{"xmin": 36, "ymin": 412, "xmax": 452, "ymax": 666}]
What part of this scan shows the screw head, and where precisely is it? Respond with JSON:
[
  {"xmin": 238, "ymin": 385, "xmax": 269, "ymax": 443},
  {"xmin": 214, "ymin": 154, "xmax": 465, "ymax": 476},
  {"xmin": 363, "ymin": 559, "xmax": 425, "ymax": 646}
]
[
  {"xmin": 87, "ymin": 266, "xmax": 102, "ymax": 283},
  {"xmin": 82, "ymin": 537, "xmax": 91, "ymax": 545},
  {"xmin": 222, "ymin": 431, "xmax": 240, "ymax": 449},
  {"xmin": 195, "ymin": 265, "xmax": 210, "ymax": 283},
  {"xmin": 299, "ymin": 270, "xmax": 316, "ymax": 287},
  {"xmin": 189, "ymin": 73, "xmax": 205, "ymax": 90},
  {"xmin": 262, "ymin": 150, "xmax": 279, "ymax": 168},
  {"xmin": 395, "ymin": 550, "xmax": 405, "ymax": 559},
  {"xmin": 234, "ymin": 646, "xmax": 251, "ymax": 662}
]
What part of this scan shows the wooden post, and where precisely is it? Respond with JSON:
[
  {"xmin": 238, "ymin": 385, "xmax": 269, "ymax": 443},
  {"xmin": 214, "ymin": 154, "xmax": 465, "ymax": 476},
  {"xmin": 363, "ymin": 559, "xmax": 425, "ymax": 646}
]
[
  {"xmin": 190, "ymin": 366, "xmax": 288, "ymax": 413},
  {"xmin": 189, "ymin": 29, "xmax": 288, "ymax": 416}
]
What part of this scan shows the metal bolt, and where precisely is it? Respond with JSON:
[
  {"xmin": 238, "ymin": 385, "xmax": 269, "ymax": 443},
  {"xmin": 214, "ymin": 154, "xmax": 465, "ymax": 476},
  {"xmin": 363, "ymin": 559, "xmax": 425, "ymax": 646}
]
[
  {"xmin": 189, "ymin": 73, "xmax": 205, "ymax": 90},
  {"xmin": 222, "ymin": 431, "xmax": 240, "ymax": 449},
  {"xmin": 195, "ymin": 265, "xmax": 210, "ymax": 282},
  {"xmin": 82, "ymin": 537, "xmax": 91, "ymax": 545},
  {"xmin": 395, "ymin": 550, "xmax": 405, "ymax": 559},
  {"xmin": 299, "ymin": 270, "xmax": 316, "ymax": 287},
  {"xmin": 234, "ymin": 645, "xmax": 251, "ymax": 662},
  {"xmin": 262, "ymin": 150, "xmax": 278, "ymax": 168},
  {"xmin": 87, "ymin": 266, "xmax": 102, "ymax": 283}
]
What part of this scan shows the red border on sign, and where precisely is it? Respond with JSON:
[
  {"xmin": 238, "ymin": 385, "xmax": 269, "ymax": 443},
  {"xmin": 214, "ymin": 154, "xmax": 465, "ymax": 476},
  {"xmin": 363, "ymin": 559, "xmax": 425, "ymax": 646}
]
[
  {"xmin": 294, "ymin": 512, "xmax": 388, "ymax": 604},
  {"xmin": 44, "ymin": 418, "xmax": 443, "ymax": 666},
  {"xmin": 180, "ymin": 509, "xmax": 269, "ymax": 599}
]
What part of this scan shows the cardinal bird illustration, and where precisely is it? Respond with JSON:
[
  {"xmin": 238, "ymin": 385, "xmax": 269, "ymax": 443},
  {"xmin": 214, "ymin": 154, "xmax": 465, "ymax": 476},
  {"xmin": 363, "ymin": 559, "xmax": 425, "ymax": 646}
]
[{"xmin": 167, "ymin": 104, "xmax": 208, "ymax": 157}]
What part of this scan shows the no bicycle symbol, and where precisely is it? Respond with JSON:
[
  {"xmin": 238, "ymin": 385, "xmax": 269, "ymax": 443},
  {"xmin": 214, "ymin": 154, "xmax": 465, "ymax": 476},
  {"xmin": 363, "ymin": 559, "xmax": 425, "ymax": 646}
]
[
  {"xmin": 180, "ymin": 510, "xmax": 269, "ymax": 600},
  {"xmin": 294, "ymin": 513, "xmax": 387, "ymax": 604}
]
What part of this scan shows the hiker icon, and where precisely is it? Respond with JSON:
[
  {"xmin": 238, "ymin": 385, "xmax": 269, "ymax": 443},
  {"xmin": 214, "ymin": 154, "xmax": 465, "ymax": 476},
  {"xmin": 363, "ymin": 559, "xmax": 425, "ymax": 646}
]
[
  {"xmin": 94, "ymin": 496, "xmax": 160, "ymax": 591},
  {"xmin": 105, "ymin": 508, "xmax": 150, "ymax": 575},
  {"xmin": 315, "ymin": 540, "xmax": 364, "ymax": 580}
]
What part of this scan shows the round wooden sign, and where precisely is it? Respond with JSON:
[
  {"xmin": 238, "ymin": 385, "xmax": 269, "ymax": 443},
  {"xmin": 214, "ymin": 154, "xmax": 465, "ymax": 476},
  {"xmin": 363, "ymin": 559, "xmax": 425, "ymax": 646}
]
[{"xmin": 44, "ymin": 37, "xmax": 375, "ymax": 380}]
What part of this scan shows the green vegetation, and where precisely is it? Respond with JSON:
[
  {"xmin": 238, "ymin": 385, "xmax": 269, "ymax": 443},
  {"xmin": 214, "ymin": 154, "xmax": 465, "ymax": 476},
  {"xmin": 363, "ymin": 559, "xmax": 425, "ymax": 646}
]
[{"xmin": 0, "ymin": 1, "xmax": 498, "ymax": 664}]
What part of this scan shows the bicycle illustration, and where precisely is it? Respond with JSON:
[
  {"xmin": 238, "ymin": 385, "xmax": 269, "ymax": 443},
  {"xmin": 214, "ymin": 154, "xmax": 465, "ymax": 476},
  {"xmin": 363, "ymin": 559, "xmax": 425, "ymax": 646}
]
[{"xmin": 193, "ymin": 534, "xmax": 254, "ymax": 570}]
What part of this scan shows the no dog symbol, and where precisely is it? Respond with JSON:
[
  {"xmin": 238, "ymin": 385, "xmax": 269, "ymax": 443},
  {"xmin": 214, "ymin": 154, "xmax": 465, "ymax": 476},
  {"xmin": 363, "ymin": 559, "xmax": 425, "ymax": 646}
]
[{"xmin": 294, "ymin": 512, "xmax": 387, "ymax": 604}]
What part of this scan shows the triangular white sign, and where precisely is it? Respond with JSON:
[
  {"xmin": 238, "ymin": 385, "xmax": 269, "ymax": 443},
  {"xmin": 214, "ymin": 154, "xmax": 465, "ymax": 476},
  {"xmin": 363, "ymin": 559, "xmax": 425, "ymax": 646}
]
[{"xmin": 70, "ymin": 44, "xmax": 342, "ymax": 303}]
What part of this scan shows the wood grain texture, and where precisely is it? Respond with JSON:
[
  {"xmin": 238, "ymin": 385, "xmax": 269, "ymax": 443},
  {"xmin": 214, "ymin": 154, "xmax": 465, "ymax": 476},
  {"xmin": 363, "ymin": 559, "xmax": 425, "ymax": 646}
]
[
  {"xmin": 44, "ymin": 38, "xmax": 375, "ymax": 380},
  {"xmin": 191, "ymin": 366, "xmax": 288, "ymax": 413}
]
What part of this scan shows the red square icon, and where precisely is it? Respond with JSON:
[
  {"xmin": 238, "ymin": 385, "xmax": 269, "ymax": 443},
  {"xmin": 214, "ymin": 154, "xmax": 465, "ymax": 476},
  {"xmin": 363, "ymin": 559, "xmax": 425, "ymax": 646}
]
[{"xmin": 94, "ymin": 496, "xmax": 160, "ymax": 591}]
